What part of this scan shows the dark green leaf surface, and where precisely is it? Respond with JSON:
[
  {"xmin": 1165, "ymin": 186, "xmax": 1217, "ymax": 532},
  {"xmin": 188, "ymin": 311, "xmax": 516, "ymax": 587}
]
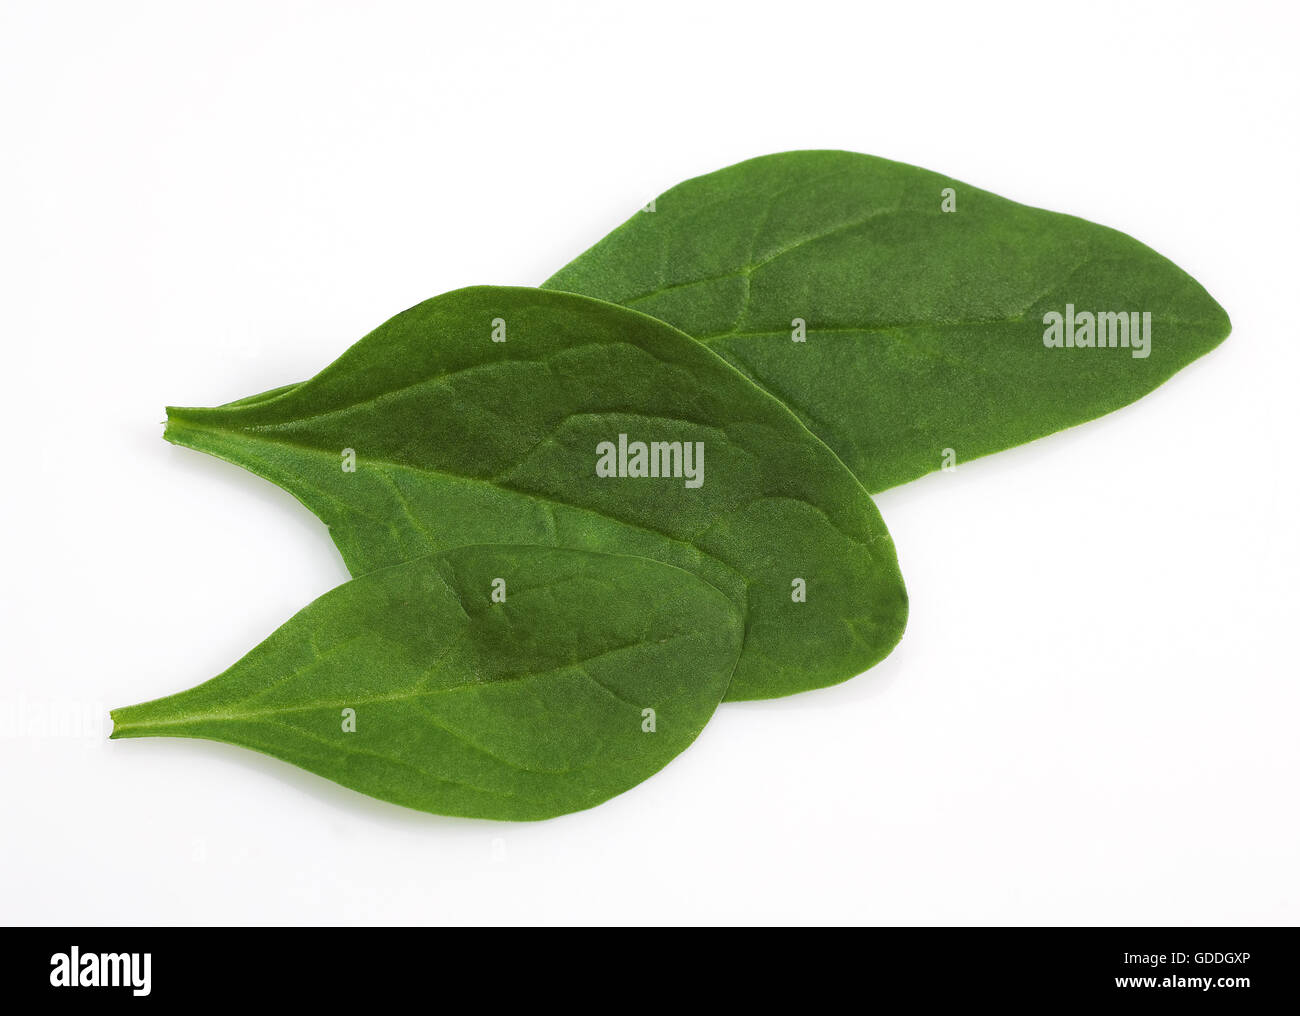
[
  {"xmin": 112, "ymin": 546, "xmax": 743, "ymax": 820},
  {"xmin": 543, "ymin": 150, "xmax": 1231, "ymax": 492},
  {"xmin": 165, "ymin": 286, "xmax": 908, "ymax": 701}
]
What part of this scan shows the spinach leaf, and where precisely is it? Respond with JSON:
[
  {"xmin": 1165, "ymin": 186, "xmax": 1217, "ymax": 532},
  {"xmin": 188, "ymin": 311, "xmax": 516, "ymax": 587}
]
[
  {"xmin": 165, "ymin": 286, "xmax": 908, "ymax": 701},
  {"xmin": 112, "ymin": 546, "xmax": 743, "ymax": 820},
  {"xmin": 543, "ymin": 150, "xmax": 1231, "ymax": 492}
]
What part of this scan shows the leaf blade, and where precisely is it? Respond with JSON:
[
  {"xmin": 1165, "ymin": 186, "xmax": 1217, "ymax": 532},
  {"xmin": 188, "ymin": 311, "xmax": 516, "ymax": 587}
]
[
  {"xmin": 543, "ymin": 150, "xmax": 1231, "ymax": 491},
  {"xmin": 112, "ymin": 546, "xmax": 744, "ymax": 821},
  {"xmin": 164, "ymin": 286, "xmax": 908, "ymax": 700}
]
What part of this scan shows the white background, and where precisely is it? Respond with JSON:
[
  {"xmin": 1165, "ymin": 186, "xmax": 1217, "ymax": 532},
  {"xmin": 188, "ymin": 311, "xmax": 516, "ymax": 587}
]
[{"xmin": 2, "ymin": 0, "xmax": 1296, "ymax": 926}]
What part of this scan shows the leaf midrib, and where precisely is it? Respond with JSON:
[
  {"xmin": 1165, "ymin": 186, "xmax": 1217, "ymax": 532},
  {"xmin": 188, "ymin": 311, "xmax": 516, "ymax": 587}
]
[
  {"xmin": 111, "ymin": 632, "xmax": 715, "ymax": 789},
  {"xmin": 113, "ymin": 633, "xmax": 676, "ymax": 730}
]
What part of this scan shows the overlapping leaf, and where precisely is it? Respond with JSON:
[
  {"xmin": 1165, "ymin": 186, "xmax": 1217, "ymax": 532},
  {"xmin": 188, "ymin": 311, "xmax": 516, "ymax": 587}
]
[
  {"xmin": 122, "ymin": 153, "xmax": 1231, "ymax": 820},
  {"xmin": 112, "ymin": 546, "xmax": 743, "ymax": 820},
  {"xmin": 543, "ymin": 150, "xmax": 1231, "ymax": 491},
  {"xmin": 165, "ymin": 286, "xmax": 908, "ymax": 701}
]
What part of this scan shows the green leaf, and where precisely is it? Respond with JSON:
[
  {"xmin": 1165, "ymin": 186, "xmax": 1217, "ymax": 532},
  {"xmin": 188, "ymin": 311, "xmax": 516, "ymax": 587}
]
[
  {"xmin": 164, "ymin": 285, "xmax": 908, "ymax": 701},
  {"xmin": 543, "ymin": 150, "xmax": 1231, "ymax": 492},
  {"xmin": 112, "ymin": 546, "xmax": 744, "ymax": 821}
]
